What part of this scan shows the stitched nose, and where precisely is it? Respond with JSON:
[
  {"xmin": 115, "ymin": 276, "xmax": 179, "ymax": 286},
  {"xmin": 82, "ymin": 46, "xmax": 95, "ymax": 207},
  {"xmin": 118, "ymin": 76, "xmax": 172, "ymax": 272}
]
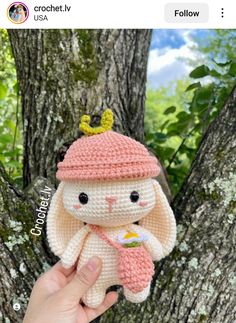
[{"xmin": 105, "ymin": 196, "xmax": 117, "ymax": 213}]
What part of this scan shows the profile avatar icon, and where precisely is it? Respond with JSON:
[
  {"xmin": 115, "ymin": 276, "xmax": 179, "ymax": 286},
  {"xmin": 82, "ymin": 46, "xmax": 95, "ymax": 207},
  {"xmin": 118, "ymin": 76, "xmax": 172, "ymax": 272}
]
[{"xmin": 7, "ymin": 2, "xmax": 29, "ymax": 24}]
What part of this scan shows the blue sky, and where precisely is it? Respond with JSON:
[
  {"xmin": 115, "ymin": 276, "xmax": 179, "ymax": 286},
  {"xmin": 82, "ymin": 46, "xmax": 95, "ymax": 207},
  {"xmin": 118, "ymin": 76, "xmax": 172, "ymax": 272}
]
[{"xmin": 147, "ymin": 29, "xmax": 207, "ymax": 88}]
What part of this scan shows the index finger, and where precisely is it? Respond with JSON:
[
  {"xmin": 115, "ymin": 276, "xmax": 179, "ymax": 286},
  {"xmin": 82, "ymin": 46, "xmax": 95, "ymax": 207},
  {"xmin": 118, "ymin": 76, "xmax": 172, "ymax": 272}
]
[
  {"xmin": 59, "ymin": 257, "xmax": 102, "ymax": 303},
  {"xmin": 31, "ymin": 262, "xmax": 77, "ymax": 302},
  {"xmin": 46, "ymin": 261, "xmax": 76, "ymax": 278}
]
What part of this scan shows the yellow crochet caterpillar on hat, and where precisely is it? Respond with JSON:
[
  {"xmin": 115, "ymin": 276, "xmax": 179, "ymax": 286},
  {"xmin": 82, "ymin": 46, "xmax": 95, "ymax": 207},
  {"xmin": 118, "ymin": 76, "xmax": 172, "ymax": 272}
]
[{"xmin": 47, "ymin": 109, "xmax": 176, "ymax": 308}]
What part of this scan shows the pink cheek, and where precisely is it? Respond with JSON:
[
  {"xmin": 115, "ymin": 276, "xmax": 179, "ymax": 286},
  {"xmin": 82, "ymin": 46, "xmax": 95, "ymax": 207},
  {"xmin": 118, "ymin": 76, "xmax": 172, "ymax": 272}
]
[
  {"xmin": 73, "ymin": 204, "xmax": 81, "ymax": 210},
  {"xmin": 139, "ymin": 201, "xmax": 148, "ymax": 207}
]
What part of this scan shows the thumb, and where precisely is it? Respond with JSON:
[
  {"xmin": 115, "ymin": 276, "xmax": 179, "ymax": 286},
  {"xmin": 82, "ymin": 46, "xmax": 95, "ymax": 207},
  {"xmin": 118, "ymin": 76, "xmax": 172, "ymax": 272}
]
[{"xmin": 61, "ymin": 256, "xmax": 102, "ymax": 303}]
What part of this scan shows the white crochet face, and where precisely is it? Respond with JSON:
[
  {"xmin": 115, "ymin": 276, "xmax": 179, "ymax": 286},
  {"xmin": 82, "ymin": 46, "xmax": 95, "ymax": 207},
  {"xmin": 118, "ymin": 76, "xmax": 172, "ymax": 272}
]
[{"xmin": 62, "ymin": 178, "xmax": 156, "ymax": 227}]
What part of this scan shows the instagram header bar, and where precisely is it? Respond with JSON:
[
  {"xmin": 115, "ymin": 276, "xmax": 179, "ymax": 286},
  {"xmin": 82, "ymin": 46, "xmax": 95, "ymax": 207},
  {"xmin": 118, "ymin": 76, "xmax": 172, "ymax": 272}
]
[{"xmin": 0, "ymin": 0, "xmax": 234, "ymax": 28}]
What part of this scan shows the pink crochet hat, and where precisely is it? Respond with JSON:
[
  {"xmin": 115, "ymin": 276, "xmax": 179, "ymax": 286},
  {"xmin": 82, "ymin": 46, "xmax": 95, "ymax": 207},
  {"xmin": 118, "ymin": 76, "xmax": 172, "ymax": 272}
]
[
  {"xmin": 56, "ymin": 110, "xmax": 160, "ymax": 181},
  {"xmin": 57, "ymin": 131, "xmax": 160, "ymax": 181}
]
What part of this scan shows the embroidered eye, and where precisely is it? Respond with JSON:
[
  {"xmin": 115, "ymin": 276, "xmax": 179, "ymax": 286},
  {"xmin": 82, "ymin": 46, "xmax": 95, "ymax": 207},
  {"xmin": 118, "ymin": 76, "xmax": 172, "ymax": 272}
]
[
  {"xmin": 130, "ymin": 191, "xmax": 139, "ymax": 203},
  {"xmin": 79, "ymin": 192, "xmax": 88, "ymax": 204}
]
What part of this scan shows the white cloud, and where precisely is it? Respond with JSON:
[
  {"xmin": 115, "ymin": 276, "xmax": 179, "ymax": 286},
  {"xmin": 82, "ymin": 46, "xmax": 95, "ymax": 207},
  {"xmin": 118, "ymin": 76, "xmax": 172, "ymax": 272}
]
[
  {"xmin": 147, "ymin": 32, "xmax": 197, "ymax": 88},
  {"xmin": 148, "ymin": 60, "xmax": 188, "ymax": 89},
  {"xmin": 176, "ymin": 29, "xmax": 193, "ymax": 43}
]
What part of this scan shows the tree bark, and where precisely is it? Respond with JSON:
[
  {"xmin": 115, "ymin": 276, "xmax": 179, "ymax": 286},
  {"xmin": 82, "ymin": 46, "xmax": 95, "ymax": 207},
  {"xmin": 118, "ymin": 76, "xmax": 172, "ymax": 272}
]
[
  {"xmin": 100, "ymin": 88, "xmax": 236, "ymax": 322},
  {"xmin": 0, "ymin": 164, "xmax": 56, "ymax": 322},
  {"xmin": 8, "ymin": 29, "xmax": 152, "ymax": 188}
]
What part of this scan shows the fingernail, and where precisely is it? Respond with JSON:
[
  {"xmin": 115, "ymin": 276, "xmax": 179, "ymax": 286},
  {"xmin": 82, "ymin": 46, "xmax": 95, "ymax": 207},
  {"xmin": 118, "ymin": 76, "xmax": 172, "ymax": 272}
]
[{"xmin": 86, "ymin": 256, "xmax": 101, "ymax": 272}]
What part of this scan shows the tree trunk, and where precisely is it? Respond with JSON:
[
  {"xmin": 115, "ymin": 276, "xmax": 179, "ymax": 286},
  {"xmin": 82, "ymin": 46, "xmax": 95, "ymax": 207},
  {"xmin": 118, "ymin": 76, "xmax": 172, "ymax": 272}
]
[
  {"xmin": 8, "ymin": 29, "xmax": 152, "ymax": 188},
  {"xmin": 0, "ymin": 166, "xmax": 56, "ymax": 322},
  {"xmin": 100, "ymin": 87, "xmax": 236, "ymax": 322}
]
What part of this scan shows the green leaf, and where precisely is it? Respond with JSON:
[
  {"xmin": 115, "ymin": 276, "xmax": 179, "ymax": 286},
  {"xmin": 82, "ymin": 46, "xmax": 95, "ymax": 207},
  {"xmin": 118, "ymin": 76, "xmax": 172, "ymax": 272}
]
[
  {"xmin": 213, "ymin": 59, "xmax": 231, "ymax": 67},
  {"xmin": 215, "ymin": 87, "xmax": 228, "ymax": 107},
  {"xmin": 3, "ymin": 150, "xmax": 19, "ymax": 157},
  {"xmin": 145, "ymin": 133, "xmax": 155, "ymax": 143},
  {"xmin": 196, "ymin": 90, "xmax": 211, "ymax": 105},
  {"xmin": 7, "ymin": 160, "xmax": 20, "ymax": 167},
  {"xmin": 0, "ymin": 133, "xmax": 13, "ymax": 143},
  {"xmin": 228, "ymin": 62, "xmax": 236, "ymax": 76},
  {"xmin": 160, "ymin": 120, "xmax": 170, "ymax": 132},
  {"xmin": 167, "ymin": 112, "xmax": 193, "ymax": 134},
  {"xmin": 154, "ymin": 132, "xmax": 167, "ymax": 143},
  {"xmin": 185, "ymin": 82, "xmax": 201, "ymax": 92},
  {"xmin": 155, "ymin": 145, "xmax": 175, "ymax": 160},
  {"xmin": 191, "ymin": 85, "xmax": 213, "ymax": 111},
  {"xmin": 189, "ymin": 65, "xmax": 210, "ymax": 79},
  {"xmin": 166, "ymin": 129, "xmax": 181, "ymax": 137},
  {"xmin": 4, "ymin": 119, "xmax": 16, "ymax": 131},
  {"xmin": 13, "ymin": 82, "xmax": 19, "ymax": 94},
  {"xmin": 164, "ymin": 106, "xmax": 176, "ymax": 115},
  {"xmin": 0, "ymin": 83, "xmax": 7, "ymax": 100},
  {"xmin": 176, "ymin": 111, "xmax": 192, "ymax": 121},
  {"xmin": 210, "ymin": 69, "xmax": 222, "ymax": 77}
]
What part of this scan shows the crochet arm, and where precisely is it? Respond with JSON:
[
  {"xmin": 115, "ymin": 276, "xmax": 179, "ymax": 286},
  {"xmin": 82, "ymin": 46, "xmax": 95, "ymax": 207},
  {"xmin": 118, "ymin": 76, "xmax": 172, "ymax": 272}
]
[
  {"xmin": 130, "ymin": 224, "xmax": 164, "ymax": 261},
  {"xmin": 61, "ymin": 226, "xmax": 89, "ymax": 269}
]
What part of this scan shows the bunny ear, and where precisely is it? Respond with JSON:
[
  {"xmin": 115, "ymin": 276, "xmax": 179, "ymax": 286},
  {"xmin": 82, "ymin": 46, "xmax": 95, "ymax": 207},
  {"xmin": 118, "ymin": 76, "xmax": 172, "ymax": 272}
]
[
  {"xmin": 140, "ymin": 179, "xmax": 176, "ymax": 256},
  {"xmin": 47, "ymin": 182, "xmax": 84, "ymax": 257}
]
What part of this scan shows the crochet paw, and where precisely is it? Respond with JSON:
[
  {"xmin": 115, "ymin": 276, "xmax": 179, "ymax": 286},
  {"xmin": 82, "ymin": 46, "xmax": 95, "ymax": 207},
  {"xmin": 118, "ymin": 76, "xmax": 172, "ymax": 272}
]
[
  {"xmin": 61, "ymin": 256, "xmax": 74, "ymax": 269},
  {"xmin": 152, "ymin": 247, "xmax": 165, "ymax": 261},
  {"xmin": 82, "ymin": 287, "xmax": 106, "ymax": 308},
  {"xmin": 124, "ymin": 283, "xmax": 150, "ymax": 303}
]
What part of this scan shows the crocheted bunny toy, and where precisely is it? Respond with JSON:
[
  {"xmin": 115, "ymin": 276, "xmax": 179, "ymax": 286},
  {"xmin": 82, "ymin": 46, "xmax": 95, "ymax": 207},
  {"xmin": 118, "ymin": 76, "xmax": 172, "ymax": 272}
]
[{"xmin": 47, "ymin": 109, "xmax": 176, "ymax": 308}]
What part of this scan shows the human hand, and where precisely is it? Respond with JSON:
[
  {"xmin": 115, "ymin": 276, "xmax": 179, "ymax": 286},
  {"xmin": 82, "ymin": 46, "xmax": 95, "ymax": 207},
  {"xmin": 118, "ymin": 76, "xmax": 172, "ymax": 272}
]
[{"xmin": 23, "ymin": 257, "xmax": 118, "ymax": 323}]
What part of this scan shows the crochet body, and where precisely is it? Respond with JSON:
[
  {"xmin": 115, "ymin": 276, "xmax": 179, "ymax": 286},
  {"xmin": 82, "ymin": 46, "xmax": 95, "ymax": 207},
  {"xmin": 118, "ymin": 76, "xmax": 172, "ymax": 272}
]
[{"xmin": 47, "ymin": 109, "xmax": 177, "ymax": 307}]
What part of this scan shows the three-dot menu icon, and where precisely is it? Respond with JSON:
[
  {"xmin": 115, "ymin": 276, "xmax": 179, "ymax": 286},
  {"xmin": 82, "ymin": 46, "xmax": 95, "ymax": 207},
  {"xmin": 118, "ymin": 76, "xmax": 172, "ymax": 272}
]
[{"xmin": 221, "ymin": 8, "xmax": 224, "ymax": 18}]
